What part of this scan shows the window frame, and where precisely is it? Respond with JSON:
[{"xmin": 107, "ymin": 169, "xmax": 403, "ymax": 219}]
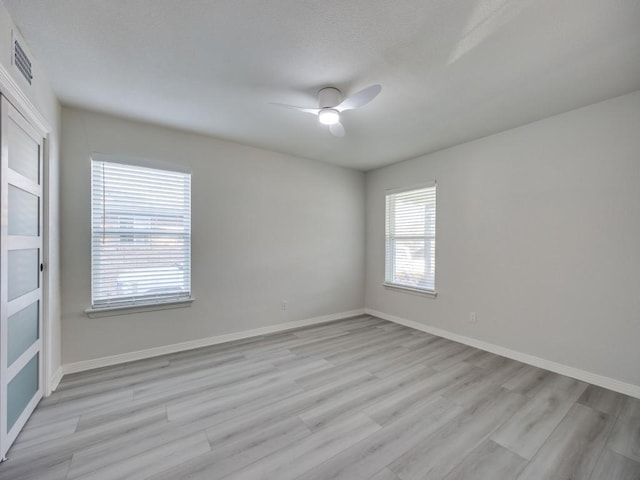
[
  {"xmin": 86, "ymin": 155, "xmax": 193, "ymax": 316},
  {"xmin": 384, "ymin": 182, "xmax": 437, "ymax": 296}
]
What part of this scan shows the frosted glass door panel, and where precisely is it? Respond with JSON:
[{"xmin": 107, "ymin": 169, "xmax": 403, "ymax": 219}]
[
  {"xmin": 8, "ymin": 185, "xmax": 39, "ymax": 236},
  {"xmin": 7, "ymin": 302, "xmax": 39, "ymax": 366},
  {"xmin": 7, "ymin": 354, "xmax": 39, "ymax": 432},
  {"xmin": 1, "ymin": 95, "xmax": 44, "ymax": 459},
  {"xmin": 7, "ymin": 249, "xmax": 39, "ymax": 301},
  {"xmin": 8, "ymin": 120, "xmax": 39, "ymax": 183}
]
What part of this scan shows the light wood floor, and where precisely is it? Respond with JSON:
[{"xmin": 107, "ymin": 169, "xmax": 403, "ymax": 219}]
[{"xmin": 2, "ymin": 315, "xmax": 639, "ymax": 480}]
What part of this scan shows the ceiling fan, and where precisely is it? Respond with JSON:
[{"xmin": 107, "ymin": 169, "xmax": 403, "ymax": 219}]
[{"xmin": 273, "ymin": 84, "xmax": 382, "ymax": 137}]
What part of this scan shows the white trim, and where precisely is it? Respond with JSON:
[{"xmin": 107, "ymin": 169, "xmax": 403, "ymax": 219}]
[
  {"xmin": 0, "ymin": 92, "xmax": 49, "ymax": 459},
  {"xmin": 47, "ymin": 367, "xmax": 63, "ymax": 395},
  {"xmin": 90, "ymin": 152, "xmax": 192, "ymax": 174},
  {"xmin": 62, "ymin": 309, "xmax": 366, "ymax": 375},
  {"xmin": 41, "ymin": 133, "xmax": 54, "ymax": 398},
  {"xmin": 382, "ymin": 283, "xmax": 437, "ymax": 297},
  {"xmin": 0, "ymin": 63, "xmax": 51, "ymax": 135},
  {"xmin": 385, "ymin": 180, "xmax": 436, "ymax": 195},
  {"xmin": 365, "ymin": 308, "xmax": 640, "ymax": 400},
  {"xmin": 0, "ymin": 59, "xmax": 57, "ymax": 411},
  {"xmin": 85, "ymin": 297, "xmax": 194, "ymax": 318}
]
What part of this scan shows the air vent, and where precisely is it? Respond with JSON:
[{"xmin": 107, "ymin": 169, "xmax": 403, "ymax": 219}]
[{"xmin": 14, "ymin": 40, "xmax": 33, "ymax": 85}]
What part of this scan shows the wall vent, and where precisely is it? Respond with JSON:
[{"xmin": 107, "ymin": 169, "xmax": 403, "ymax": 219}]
[{"xmin": 14, "ymin": 39, "xmax": 33, "ymax": 85}]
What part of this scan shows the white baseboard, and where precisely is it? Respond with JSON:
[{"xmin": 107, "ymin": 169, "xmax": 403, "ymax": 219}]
[
  {"xmin": 366, "ymin": 308, "xmax": 640, "ymax": 399},
  {"xmin": 47, "ymin": 367, "xmax": 64, "ymax": 395},
  {"xmin": 62, "ymin": 309, "xmax": 366, "ymax": 376}
]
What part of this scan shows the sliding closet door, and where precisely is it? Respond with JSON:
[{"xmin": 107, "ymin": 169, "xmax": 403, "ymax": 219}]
[{"xmin": 0, "ymin": 95, "xmax": 44, "ymax": 460}]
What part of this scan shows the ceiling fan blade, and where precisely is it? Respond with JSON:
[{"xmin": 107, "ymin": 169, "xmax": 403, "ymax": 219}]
[
  {"xmin": 270, "ymin": 103, "xmax": 320, "ymax": 115},
  {"xmin": 336, "ymin": 84, "xmax": 382, "ymax": 112},
  {"xmin": 329, "ymin": 122, "xmax": 345, "ymax": 137}
]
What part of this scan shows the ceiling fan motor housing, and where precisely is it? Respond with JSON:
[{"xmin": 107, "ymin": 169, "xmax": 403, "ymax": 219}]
[{"xmin": 318, "ymin": 87, "xmax": 342, "ymax": 108}]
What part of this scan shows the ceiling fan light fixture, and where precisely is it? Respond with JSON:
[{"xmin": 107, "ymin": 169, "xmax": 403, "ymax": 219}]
[
  {"xmin": 271, "ymin": 84, "xmax": 381, "ymax": 137},
  {"xmin": 318, "ymin": 108, "xmax": 340, "ymax": 125}
]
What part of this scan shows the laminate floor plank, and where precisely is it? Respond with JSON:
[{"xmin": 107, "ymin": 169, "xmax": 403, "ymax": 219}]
[
  {"xmin": 372, "ymin": 339, "xmax": 456, "ymax": 378},
  {"xmin": 25, "ymin": 388, "xmax": 134, "ymax": 428},
  {"xmin": 9, "ymin": 406, "xmax": 168, "ymax": 463},
  {"xmin": 474, "ymin": 353, "xmax": 517, "ymax": 370},
  {"xmin": 164, "ymin": 352, "xmax": 248, "ymax": 372},
  {"xmin": 578, "ymin": 385, "xmax": 629, "ymax": 417},
  {"xmin": 288, "ymin": 332, "xmax": 395, "ymax": 362},
  {"xmin": 61, "ymin": 353, "xmax": 255, "ymax": 401},
  {"xmin": 130, "ymin": 360, "xmax": 283, "ymax": 402},
  {"xmin": 363, "ymin": 362, "xmax": 478, "ymax": 426},
  {"xmin": 328, "ymin": 344, "xmax": 411, "ymax": 372},
  {"xmin": 321, "ymin": 331, "xmax": 418, "ymax": 366},
  {"xmin": 169, "ymin": 383, "xmax": 303, "ymax": 432},
  {"xmin": 608, "ymin": 396, "xmax": 640, "ymax": 463},
  {"xmin": 301, "ymin": 396, "xmax": 463, "ymax": 480},
  {"xmin": 204, "ymin": 370, "xmax": 375, "ymax": 447},
  {"xmin": 166, "ymin": 378, "xmax": 302, "ymax": 423},
  {"xmin": 66, "ymin": 429, "xmax": 211, "ymax": 479},
  {"xmin": 288, "ymin": 326, "xmax": 395, "ymax": 357},
  {"xmin": 74, "ymin": 363, "xmax": 290, "ymax": 432},
  {"xmin": 421, "ymin": 342, "xmax": 472, "ymax": 370},
  {"xmin": 457, "ymin": 348, "xmax": 494, "ymax": 365},
  {"xmin": 291, "ymin": 316, "xmax": 385, "ymax": 336},
  {"xmin": 11, "ymin": 416, "xmax": 80, "ymax": 452},
  {"xmin": 0, "ymin": 454, "xmax": 72, "ymax": 480},
  {"xmin": 299, "ymin": 364, "xmax": 430, "ymax": 430},
  {"xmin": 71, "ymin": 419, "xmax": 213, "ymax": 471},
  {"xmin": 75, "ymin": 368, "xmax": 371, "ymax": 468},
  {"xmin": 441, "ymin": 358, "xmax": 527, "ymax": 408},
  {"xmin": 589, "ymin": 448, "xmax": 640, "ymax": 480},
  {"xmin": 293, "ymin": 361, "xmax": 375, "ymax": 388},
  {"xmin": 371, "ymin": 469, "xmax": 401, "ymax": 480},
  {"xmin": 501, "ymin": 365, "xmax": 554, "ymax": 397},
  {"xmin": 363, "ymin": 346, "xmax": 432, "ymax": 377},
  {"xmin": 221, "ymin": 413, "xmax": 381, "ymax": 480},
  {"xmin": 67, "ymin": 431, "xmax": 211, "ymax": 480},
  {"xmin": 491, "ymin": 374, "xmax": 589, "ymax": 459},
  {"xmin": 516, "ymin": 403, "xmax": 612, "ymax": 479},
  {"xmin": 241, "ymin": 331, "xmax": 352, "ymax": 358},
  {"xmin": 426, "ymin": 345, "xmax": 482, "ymax": 372},
  {"xmin": 389, "ymin": 388, "xmax": 528, "ymax": 480},
  {"xmin": 57, "ymin": 357, "xmax": 171, "ymax": 392},
  {"xmin": 399, "ymin": 333, "xmax": 441, "ymax": 349},
  {"xmin": 442, "ymin": 439, "xmax": 527, "ymax": 480},
  {"xmin": 149, "ymin": 417, "xmax": 311, "ymax": 480},
  {"xmin": 1, "ymin": 315, "xmax": 636, "ymax": 480}
]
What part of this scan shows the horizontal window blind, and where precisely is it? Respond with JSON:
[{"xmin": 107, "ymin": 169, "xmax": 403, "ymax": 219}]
[
  {"xmin": 91, "ymin": 160, "xmax": 191, "ymax": 309},
  {"xmin": 385, "ymin": 184, "xmax": 436, "ymax": 292}
]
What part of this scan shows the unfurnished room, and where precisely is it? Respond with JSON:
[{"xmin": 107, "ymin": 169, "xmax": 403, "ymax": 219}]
[{"xmin": 0, "ymin": 1, "xmax": 638, "ymax": 479}]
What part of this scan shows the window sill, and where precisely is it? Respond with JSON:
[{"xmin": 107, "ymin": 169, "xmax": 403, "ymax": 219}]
[
  {"xmin": 382, "ymin": 283, "xmax": 437, "ymax": 298},
  {"xmin": 85, "ymin": 297, "xmax": 194, "ymax": 318}
]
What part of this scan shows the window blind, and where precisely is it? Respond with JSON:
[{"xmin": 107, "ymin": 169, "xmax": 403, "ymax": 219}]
[
  {"xmin": 91, "ymin": 159, "xmax": 191, "ymax": 309},
  {"xmin": 385, "ymin": 184, "xmax": 436, "ymax": 292}
]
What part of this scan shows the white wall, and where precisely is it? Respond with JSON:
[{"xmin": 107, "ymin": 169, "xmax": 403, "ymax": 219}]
[
  {"xmin": 60, "ymin": 107, "xmax": 365, "ymax": 364},
  {"xmin": 366, "ymin": 91, "xmax": 640, "ymax": 388},
  {"xmin": 0, "ymin": 5, "xmax": 62, "ymax": 390}
]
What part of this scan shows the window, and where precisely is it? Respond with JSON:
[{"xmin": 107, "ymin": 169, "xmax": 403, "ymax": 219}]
[
  {"xmin": 91, "ymin": 158, "xmax": 191, "ymax": 310},
  {"xmin": 385, "ymin": 183, "xmax": 436, "ymax": 293}
]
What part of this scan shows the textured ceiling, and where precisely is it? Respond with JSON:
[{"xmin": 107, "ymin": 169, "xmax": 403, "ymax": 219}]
[{"xmin": 4, "ymin": 0, "xmax": 640, "ymax": 170}]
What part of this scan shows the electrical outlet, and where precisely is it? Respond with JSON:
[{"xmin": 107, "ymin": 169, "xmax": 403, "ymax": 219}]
[
  {"xmin": 281, "ymin": 300, "xmax": 288, "ymax": 311},
  {"xmin": 469, "ymin": 312, "xmax": 477, "ymax": 324}
]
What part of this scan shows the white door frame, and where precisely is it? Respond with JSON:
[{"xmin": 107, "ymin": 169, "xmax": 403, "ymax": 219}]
[
  {"xmin": 0, "ymin": 65, "xmax": 54, "ymax": 397},
  {"xmin": 0, "ymin": 95, "xmax": 46, "ymax": 460}
]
